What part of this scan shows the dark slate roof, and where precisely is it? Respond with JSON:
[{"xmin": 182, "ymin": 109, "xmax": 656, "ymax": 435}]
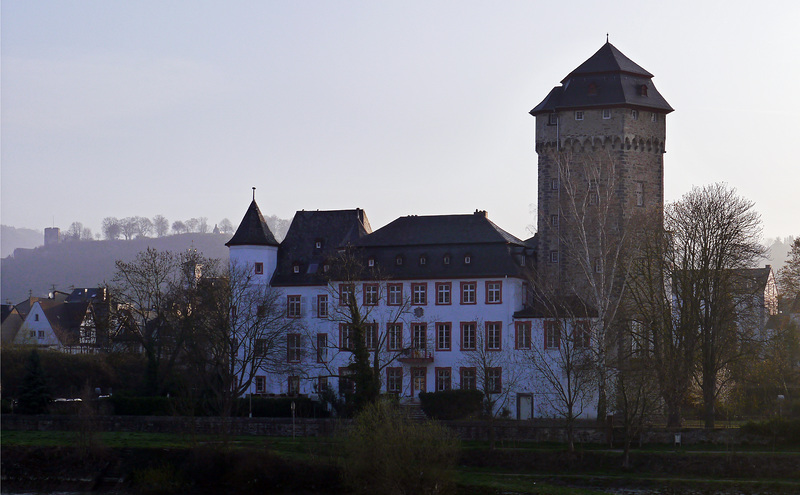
[
  {"xmin": 65, "ymin": 287, "xmax": 107, "ymax": 303},
  {"xmin": 347, "ymin": 212, "xmax": 534, "ymax": 281},
  {"xmin": 563, "ymin": 42, "xmax": 653, "ymax": 81},
  {"xmin": 513, "ymin": 295, "xmax": 598, "ymax": 319},
  {"xmin": 225, "ymin": 200, "xmax": 280, "ymax": 247},
  {"xmin": 530, "ymin": 42, "xmax": 673, "ymax": 115},
  {"xmin": 271, "ymin": 209, "xmax": 372, "ymax": 286},
  {"xmin": 354, "ymin": 211, "xmax": 523, "ymax": 247}
]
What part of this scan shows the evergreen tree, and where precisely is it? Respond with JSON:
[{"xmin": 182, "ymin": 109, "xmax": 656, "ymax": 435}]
[{"xmin": 17, "ymin": 350, "xmax": 51, "ymax": 414}]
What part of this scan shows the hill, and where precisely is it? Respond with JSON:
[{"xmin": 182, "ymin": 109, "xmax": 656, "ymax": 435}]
[
  {"xmin": 1, "ymin": 225, "xmax": 43, "ymax": 258},
  {"xmin": 1, "ymin": 233, "xmax": 230, "ymax": 303}
]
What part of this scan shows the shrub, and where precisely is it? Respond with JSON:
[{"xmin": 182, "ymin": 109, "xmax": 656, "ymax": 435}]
[
  {"xmin": 341, "ymin": 400, "xmax": 460, "ymax": 495},
  {"xmin": 740, "ymin": 418, "xmax": 800, "ymax": 444},
  {"xmin": 419, "ymin": 389, "xmax": 484, "ymax": 420}
]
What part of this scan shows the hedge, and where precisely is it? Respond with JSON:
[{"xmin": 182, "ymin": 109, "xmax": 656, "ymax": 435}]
[{"xmin": 419, "ymin": 389, "xmax": 483, "ymax": 420}]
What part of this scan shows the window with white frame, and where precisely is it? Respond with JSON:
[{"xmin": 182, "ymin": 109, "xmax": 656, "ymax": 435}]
[
  {"xmin": 387, "ymin": 323, "xmax": 403, "ymax": 351},
  {"xmin": 460, "ymin": 367, "xmax": 476, "ymax": 390},
  {"xmin": 254, "ymin": 262, "xmax": 264, "ymax": 275},
  {"xmin": 387, "ymin": 367, "xmax": 402, "ymax": 394},
  {"xmin": 515, "ymin": 321, "xmax": 531, "ymax": 349},
  {"xmin": 631, "ymin": 109, "xmax": 639, "ymax": 120},
  {"xmin": 575, "ymin": 110, "xmax": 584, "ymax": 121},
  {"xmin": 288, "ymin": 376, "xmax": 300, "ymax": 395},
  {"xmin": 255, "ymin": 376, "xmax": 266, "ymax": 394},
  {"xmin": 317, "ymin": 294, "xmax": 328, "ymax": 318},
  {"xmin": 436, "ymin": 322, "xmax": 451, "ymax": 351},
  {"xmin": 436, "ymin": 282, "xmax": 451, "ymax": 305},
  {"xmin": 287, "ymin": 295, "xmax": 301, "ymax": 318},
  {"xmin": 412, "ymin": 283, "xmax": 427, "ymax": 305},
  {"xmin": 317, "ymin": 376, "xmax": 328, "ymax": 392},
  {"xmin": 574, "ymin": 321, "xmax": 591, "ymax": 348},
  {"xmin": 387, "ymin": 284, "xmax": 402, "ymax": 305},
  {"xmin": 363, "ymin": 284, "xmax": 378, "ymax": 305},
  {"xmin": 364, "ymin": 323, "xmax": 378, "ymax": 351},
  {"xmin": 602, "ymin": 109, "xmax": 611, "ymax": 119},
  {"xmin": 317, "ymin": 334, "xmax": 327, "ymax": 362},
  {"xmin": 486, "ymin": 281, "xmax": 501, "ymax": 304},
  {"xmin": 436, "ymin": 368, "xmax": 452, "ymax": 391},
  {"xmin": 548, "ymin": 113, "xmax": 558, "ymax": 125},
  {"xmin": 461, "ymin": 282, "xmax": 476, "ymax": 304},
  {"xmin": 486, "ymin": 322, "xmax": 502, "ymax": 350},
  {"xmin": 287, "ymin": 333, "xmax": 302, "ymax": 362},
  {"xmin": 544, "ymin": 320, "xmax": 560, "ymax": 349},
  {"xmin": 255, "ymin": 338, "xmax": 266, "ymax": 356},
  {"xmin": 487, "ymin": 368, "xmax": 502, "ymax": 394},
  {"xmin": 651, "ymin": 112, "xmax": 658, "ymax": 122},
  {"xmin": 340, "ymin": 324, "xmax": 353, "ymax": 350},
  {"xmin": 339, "ymin": 284, "xmax": 354, "ymax": 306},
  {"xmin": 412, "ymin": 323, "xmax": 427, "ymax": 350},
  {"xmin": 461, "ymin": 322, "xmax": 477, "ymax": 350}
]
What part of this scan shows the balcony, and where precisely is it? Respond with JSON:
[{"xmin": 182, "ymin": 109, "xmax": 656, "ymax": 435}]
[{"xmin": 398, "ymin": 347, "xmax": 434, "ymax": 364}]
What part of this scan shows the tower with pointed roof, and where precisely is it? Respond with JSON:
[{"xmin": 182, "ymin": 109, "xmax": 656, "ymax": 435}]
[
  {"xmin": 530, "ymin": 41, "xmax": 672, "ymax": 293},
  {"xmin": 225, "ymin": 199, "xmax": 281, "ymax": 282}
]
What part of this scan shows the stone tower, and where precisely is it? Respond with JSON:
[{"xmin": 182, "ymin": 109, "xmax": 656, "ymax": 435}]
[{"xmin": 530, "ymin": 42, "xmax": 673, "ymax": 295}]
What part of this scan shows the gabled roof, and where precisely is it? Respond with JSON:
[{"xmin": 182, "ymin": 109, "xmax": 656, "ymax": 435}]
[
  {"xmin": 354, "ymin": 211, "xmax": 523, "ymax": 247},
  {"xmin": 225, "ymin": 200, "xmax": 280, "ymax": 247},
  {"xmin": 530, "ymin": 42, "xmax": 673, "ymax": 115},
  {"xmin": 271, "ymin": 209, "xmax": 372, "ymax": 286}
]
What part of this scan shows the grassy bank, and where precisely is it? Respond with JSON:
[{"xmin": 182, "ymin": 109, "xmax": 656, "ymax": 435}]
[{"xmin": 3, "ymin": 430, "xmax": 800, "ymax": 494}]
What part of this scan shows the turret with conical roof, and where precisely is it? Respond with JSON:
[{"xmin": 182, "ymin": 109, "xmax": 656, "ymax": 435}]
[{"xmin": 227, "ymin": 197, "xmax": 280, "ymax": 283}]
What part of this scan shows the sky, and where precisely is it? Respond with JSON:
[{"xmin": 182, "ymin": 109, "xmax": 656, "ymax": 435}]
[{"xmin": 2, "ymin": 1, "xmax": 799, "ymax": 251}]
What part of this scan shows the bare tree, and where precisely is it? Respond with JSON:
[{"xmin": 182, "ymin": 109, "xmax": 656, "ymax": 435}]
[
  {"xmin": 111, "ymin": 248, "xmax": 186, "ymax": 394},
  {"xmin": 181, "ymin": 260, "xmax": 298, "ymax": 418},
  {"xmin": 525, "ymin": 297, "xmax": 596, "ymax": 452},
  {"xmin": 538, "ymin": 150, "xmax": 636, "ymax": 421},
  {"xmin": 626, "ymin": 212, "xmax": 698, "ymax": 427},
  {"xmin": 171, "ymin": 220, "xmax": 187, "ymax": 235},
  {"xmin": 102, "ymin": 217, "xmax": 122, "ymax": 240},
  {"xmin": 119, "ymin": 217, "xmax": 139, "ymax": 240},
  {"xmin": 152, "ymin": 215, "xmax": 169, "ymax": 237},
  {"xmin": 66, "ymin": 222, "xmax": 84, "ymax": 241},
  {"xmin": 457, "ymin": 322, "xmax": 524, "ymax": 418},
  {"xmin": 265, "ymin": 214, "xmax": 291, "ymax": 241},
  {"xmin": 197, "ymin": 217, "xmax": 209, "ymax": 234},
  {"xmin": 667, "ymin": 183, "xmax": 766, "ymax": 428},
  {"xmin": 136, "ymin": 217, "xmax": 154, "ymax": 238},
  {"xmin": 185, "ymin": 218, "xmax": 200, "ymax": 233},
  {"xmin": 778, "ymin": 237, "xmax": 800, "ymax": 302},
  {"xmin": 218, "ymin": 218, "xmax": 234, "ymax": 234}
]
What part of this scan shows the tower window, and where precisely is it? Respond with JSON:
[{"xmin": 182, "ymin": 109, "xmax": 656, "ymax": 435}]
[
  {"xmin": 550, "ymin": 178, "xmax": 559, "ymax": 190},
  {"xmin": 548, "ymin": 113, "xmax": 558, "ymax": 125},
  {"xmin": 575, "ymin": 111, "xmax": 584, "ymax": 121},
  {"xmin": 639, "ymin": 84, "xmax": 648, "ymax": 97},
  {"xmin": 550, "ymin": 251, "xmax": 559, "ymax": 263},
  {"xmin": 602, "ymin": 109, "xmax": 611, "ymax": 119},
  {"xmin": 254, "ymin": 262, "xmax": 264, "ymax": 275},
  {"xmin": 651, "ymin": 113, "xmax": 658, "ymax": 122},
  {"xmin": 635, "ymin": 182, "xmax": 644, "ymax": 207},
  {"xmin": 631, "ymin": 110, "xmax": 639, "ymax": 120},
  {"xmin": 550, "ymin": 214, "xmax": 559, "ymax": 227}
]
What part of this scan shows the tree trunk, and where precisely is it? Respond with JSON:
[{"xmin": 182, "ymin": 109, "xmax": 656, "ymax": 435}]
[{"xmin": 702, "ymin": 370, "xmax": 716, "ymax": 428}]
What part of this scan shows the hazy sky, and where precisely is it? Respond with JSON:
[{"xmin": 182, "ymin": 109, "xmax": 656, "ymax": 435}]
[{"xmin": 2, "ymin": 1, "xmax": 798, "ymax": 249}]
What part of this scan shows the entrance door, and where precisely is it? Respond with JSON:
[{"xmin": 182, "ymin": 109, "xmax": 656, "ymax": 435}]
[
  {"xmin": 517, "ymin": 393, "xmax": 533, "ymax": 420},
  {"xmin": 412, "ymin": 367, "xmax": 427, "ymax": 397}
]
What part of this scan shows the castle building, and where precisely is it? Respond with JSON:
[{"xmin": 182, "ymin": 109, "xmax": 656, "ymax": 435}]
[
  {"xmin": 226, "ymin": 43, "xmax": 673, "ymax": 419},
  {"xmin": 529, "ymin": 42, "xmax": 672, "ymax": 292}
]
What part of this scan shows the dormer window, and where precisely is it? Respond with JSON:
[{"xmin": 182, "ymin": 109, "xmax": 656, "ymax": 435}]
[
  {"xmin": 588, "ymin": 82, "xmax": 597, "ymax": 96},
  {"xmin": 639, "ymin": 84, "xmax": 648, "ymax": 97},
  {"xmin": 315, "ymin": 239, "xmax": 323, "ymax": 249},
  {"xmin": 254, "ymin": 262, "xmax": 264, "ymax": 275},
  {"xmin": 396, "ymin": 255, "xmax": 404, "ymax": 266},
  {"xmin": 368, "ymin": 257, "xmax": 375, "ymax": 267},
  {"xmin": 419, "ymin": 256, "xmax": 426, "ymax": 265},
  {"xmin": 443, "ymin": 254, "xmax": 451, "ymax": 265},
  {"xmin": 293, "ymin": 263, "xmax": 300, "ymax": 274},
  {"xmin": 464, "ymin": 255, "xmax": 471, "ymax": 265},
  {"xmin": 323, "ymin": 264, "xmax": 330, "ymax": 273}
]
